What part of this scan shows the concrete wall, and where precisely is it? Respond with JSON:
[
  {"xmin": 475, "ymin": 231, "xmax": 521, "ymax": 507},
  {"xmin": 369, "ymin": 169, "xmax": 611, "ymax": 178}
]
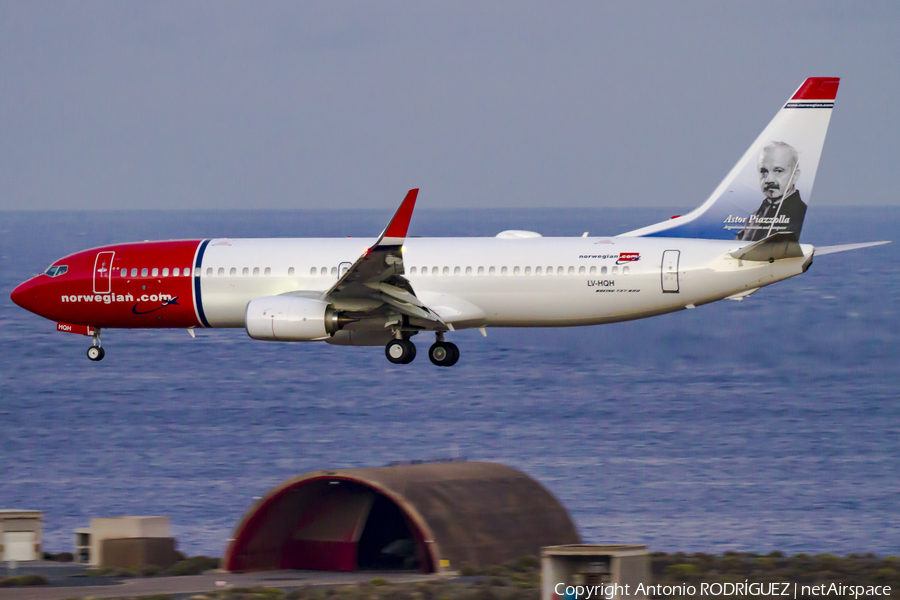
[
  {"xmin": 541, "ymin": 545, "xmax": 650, "ymax": 600},
  {"xmin": 0, "ymin": 511, "xmax": 42, "ymax": 562},
  {"xmin": 86, "ymin": 517, "xmax": 171, "ymax": 566},
  {"xmin": 100, "ymin": 537, "xmax": 179, "ymax": 569}
]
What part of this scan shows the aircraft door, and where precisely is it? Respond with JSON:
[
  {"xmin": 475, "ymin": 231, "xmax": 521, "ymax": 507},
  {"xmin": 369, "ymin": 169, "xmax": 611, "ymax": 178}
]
[
  {"xmin": 339, "ymin": 262, "xmax": 352, "ymax": 277},
  {"xmin": 661, "ymin": 250, "xmax": 680, "ymax": 293},
  {"xmin": 93, "ymin": 251, "xmax": 115, "ymax": 294}
]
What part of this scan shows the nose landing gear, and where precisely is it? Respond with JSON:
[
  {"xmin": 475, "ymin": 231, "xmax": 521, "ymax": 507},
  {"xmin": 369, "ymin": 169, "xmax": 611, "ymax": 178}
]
[{"xmin": 87, "ymin": 329, "xmax": 105, "ymax": 361}]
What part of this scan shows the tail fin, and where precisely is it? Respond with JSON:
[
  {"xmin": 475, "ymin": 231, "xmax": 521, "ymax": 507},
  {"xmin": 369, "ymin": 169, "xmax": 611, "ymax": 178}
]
[{"xmin": 622, "ymin": 77, "xmax": 839, "ymax": 240}]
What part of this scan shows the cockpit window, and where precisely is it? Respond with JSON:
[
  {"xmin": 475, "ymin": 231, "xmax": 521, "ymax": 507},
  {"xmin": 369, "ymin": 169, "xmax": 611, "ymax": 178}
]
[{"xmin": 44, "ymin": 265, "xmax": 68, "ymax": 277}]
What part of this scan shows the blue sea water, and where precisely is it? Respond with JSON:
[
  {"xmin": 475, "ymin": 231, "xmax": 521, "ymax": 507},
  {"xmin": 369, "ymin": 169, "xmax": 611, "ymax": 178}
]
[{"xmin": 0, "ymin": 207, "xmax": 898, "ymax": 558}]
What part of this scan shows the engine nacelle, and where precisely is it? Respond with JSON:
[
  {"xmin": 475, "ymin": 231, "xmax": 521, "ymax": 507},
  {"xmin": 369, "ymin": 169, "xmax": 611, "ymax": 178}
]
[{"xmin": 245, "ymin": 296, "xmax": 340, "ymax": 341}]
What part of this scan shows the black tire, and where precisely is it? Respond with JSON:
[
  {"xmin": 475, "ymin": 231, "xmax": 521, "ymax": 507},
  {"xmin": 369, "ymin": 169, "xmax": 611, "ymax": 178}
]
[
  {"xmin": 429, "ymin": 342, "xmax": 449, "ymax": 366},
  {"xmin": 98, "ymin": 347, "xmax": 105, "ymax": 360},
  {"xmin": 401, "ymin": 340, "xmax": 417, "ymax": 364},
  {"xmin": 445, "ymin": 342, "xmax": 460, "ymax": 366},
  {"xmin": 87, "ymin": 346, "xmax": 103, "ymax": 361},
  {"xmin": 385, "ymin": 339, "xmax": 415, "ymax": 364},
  {"xmin": 429, "ymin": 342, "xmax": 459, "ymax": 367}
]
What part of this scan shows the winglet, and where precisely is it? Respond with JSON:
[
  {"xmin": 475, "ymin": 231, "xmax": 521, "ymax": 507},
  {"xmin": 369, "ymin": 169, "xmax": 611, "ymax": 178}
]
[{"xmin": 376, "ymin": 189, "xmax": 418, "ymax": 247}]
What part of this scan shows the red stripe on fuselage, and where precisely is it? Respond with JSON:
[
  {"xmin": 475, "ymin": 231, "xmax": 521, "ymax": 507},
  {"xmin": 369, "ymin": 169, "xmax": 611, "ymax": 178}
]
[{"xmin": 17, "ymin": 240, "xmax": 203, "ymax": 329}]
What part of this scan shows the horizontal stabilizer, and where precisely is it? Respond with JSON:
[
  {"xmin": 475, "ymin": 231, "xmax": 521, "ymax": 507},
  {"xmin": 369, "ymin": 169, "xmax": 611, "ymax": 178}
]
[
  {"xmin": 729, "ymin": 232, "xmax": 803, "ymax": 262},
  {"xmin": 814, "ymin": 241, "xmax": 891, "ymax": 256}
]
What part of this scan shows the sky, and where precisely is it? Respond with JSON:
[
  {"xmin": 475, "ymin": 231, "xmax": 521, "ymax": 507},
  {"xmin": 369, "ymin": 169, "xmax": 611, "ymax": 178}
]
[{"xmin": 2, "ymin": 2, "xmax": 899, "ymax": 211}]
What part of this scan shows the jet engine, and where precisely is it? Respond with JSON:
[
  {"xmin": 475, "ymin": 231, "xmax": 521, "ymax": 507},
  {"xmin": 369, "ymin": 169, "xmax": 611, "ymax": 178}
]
[{"xmin": 245, "ymin": 296, "xmax": 347, "ymax": 341}]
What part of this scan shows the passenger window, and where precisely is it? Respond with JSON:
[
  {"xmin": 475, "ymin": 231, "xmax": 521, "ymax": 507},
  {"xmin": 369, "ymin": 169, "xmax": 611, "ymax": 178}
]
[
  {"xmin": 443, "ymin": 267, "xmax": 449, "ymax": 275},
  {"xmin": 217, "ymin": 268, "xmax": 224, "ymax": 276},
  {"xmin": 501, "ymin": 266, "xmax": 508, "ymax": 275},
  {"xmin": 579, "ymin": 266, "xmax": 585, "ymax": 275},
  {"xmin": 557, "ymin": 267, "xmax": 564, "ymax": 275},
  {"xmin": 131, "ymin": 268, "xmax": 138, "ymax": 277},
  {"xmin": 410, "ymin": 267, "xmax": 417, "ymax": 275},
  {"xmin": 288, "ymin": 267, "xmax": 294, "ymax": 276},
  {"xmin": 513, "ymin": 266, "xmax": 520, "ymax": 275},
  {"xmin": 230, "ymin": 268, "xmax": 236, "ymax": 276},
  {"xmin": 525, "ymin": 266, "xmax": 531, "ymax": 275},
  {"xmin": 590, "ymin": 266, "xmax": 596, "ymax": 275},
  {"xmin": 567, "ymin": 266, "xmax": 575, "ymax": 275},
  {"xmin": 310, "ymin": 267, "xmax": 317, "ymax": 276},
  {"xmin": 612, "ymin": 266, "xmax": 619, "ymax": 274},
  {"xmin": 141, "ymin": 268, "xmax": 149, "ymax": 277},
  {"xmin": 192, "ymin": 267, "xmax": 199, "ymax": 277},
  {"xmin": 174, "ymin": 268, "xmax": 180, "ymax": 277},
  {"xmin": 242, "ymin": 267, "xmax": 248, "ymax": 276},
  {"xmin": 152, "ymin": 268, "xmax": 159, "ymax": 277},
  {"xmin": 477, "ymin": 266, "xmax": 484, "ymax": 275},
  {"xmin": 601, "ymin": 266, "xmax": 608, "ymax": 275},
  {"xmin": 327, "ymin": 267, "xmax": 334, "ymax": 276},
  {"xmin": 535, "ymin": 266, "xmax": 542, "ymax": 275},
  {"xmin": 547, "ymin": 266, "xmax": 553, "ymax": 275},
  {"xmin": 454, "ymin": 266, "xmax": 460, "ymax": 275},
  {"xmin": 623, "ymin": 266, "xmax": 630, "ymax": 274},
  {"xmin": 253, "ymin": 267, "xmax": 260, "ymax": 276},
  {"xmin": 162, "ymin": 268, "xmax": 169, "ymax": 277},
  {"xmin": 465, "ymin": 266, "xmax": 472, "ymax": 275},
  {"xmin": 489, "ymin": 266, "xmax": 496, "ymax": 275},
  {"xmin": 265, "ymin": 267, "xmax": 272, "ymax": 276},
  {"xmin": 432, "ymin": 267, "xmax": 439, "ymax": 275},
  {"xmin": 120, "ymin": 268, "xmax": 127, "ymax": 277}
]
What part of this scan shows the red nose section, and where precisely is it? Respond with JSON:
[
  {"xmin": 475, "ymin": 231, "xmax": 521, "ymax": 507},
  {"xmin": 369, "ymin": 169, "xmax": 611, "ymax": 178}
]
[{"xmin": 10, "ymin": 277, "xmax": 41, "ymax": 313}]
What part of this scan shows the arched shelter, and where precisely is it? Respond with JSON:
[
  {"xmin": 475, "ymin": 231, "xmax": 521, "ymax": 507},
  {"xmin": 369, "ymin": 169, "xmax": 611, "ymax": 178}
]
[{"xmin": 223, "ymin": 462, "xmax": 580, "ymax": 573}]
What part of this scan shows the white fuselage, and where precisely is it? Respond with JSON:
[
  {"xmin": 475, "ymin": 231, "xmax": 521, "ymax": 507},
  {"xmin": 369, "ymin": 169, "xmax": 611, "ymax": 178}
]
[{"xmin": 197, "ymin": 236, "xmax": 813, "ymax": 329}]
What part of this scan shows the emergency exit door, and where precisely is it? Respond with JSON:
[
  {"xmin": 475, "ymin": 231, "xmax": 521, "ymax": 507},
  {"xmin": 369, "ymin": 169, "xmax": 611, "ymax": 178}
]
[
  {"xmin": 93, "ymin": 251, "xmax": 115, "ymax": 294},
  {"xmin": 661, "ymin": 250, "xmax": 680, "ymax": 293}
]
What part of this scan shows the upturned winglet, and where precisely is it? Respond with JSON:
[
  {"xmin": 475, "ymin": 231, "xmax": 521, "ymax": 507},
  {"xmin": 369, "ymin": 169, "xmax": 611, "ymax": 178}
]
[{"xmin": 375, "ymin": 188, "xmax": 418, "ymax": 247}]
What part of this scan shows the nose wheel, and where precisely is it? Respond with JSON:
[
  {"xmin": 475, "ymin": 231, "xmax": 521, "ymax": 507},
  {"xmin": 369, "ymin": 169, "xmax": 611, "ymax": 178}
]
[
  {"xmin": 385, "ymin": 339, "xmax": 417, "ymax": 364},
  {"xmin": 87, "ymin": 329, "xmax": 104, "ymax": 361}
]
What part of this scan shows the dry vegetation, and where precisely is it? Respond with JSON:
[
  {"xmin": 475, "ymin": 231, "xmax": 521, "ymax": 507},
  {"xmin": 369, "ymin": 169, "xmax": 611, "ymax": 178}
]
[{"xmin": 6, "ymin": 552, "xmax": 899, "ymax": 599}]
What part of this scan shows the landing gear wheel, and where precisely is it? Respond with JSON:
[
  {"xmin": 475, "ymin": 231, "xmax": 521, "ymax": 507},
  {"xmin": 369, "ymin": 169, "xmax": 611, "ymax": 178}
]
[
  {"xmin": 429, "ymin": 341, "xmax": 460, "ymax": 367},
  {"xmin": 87, "ymin": 346, "xmax": 104, "ymax": 361},
  {"xmin": 385, "ymin": 339, "xmax": 416, "ymax": 364}
]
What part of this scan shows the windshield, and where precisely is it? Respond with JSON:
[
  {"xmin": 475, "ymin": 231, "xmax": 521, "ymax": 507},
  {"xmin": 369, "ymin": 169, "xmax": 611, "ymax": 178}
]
[{"xmin": 44, "ymin": 265, "xmax": 68, "ymax": 277}]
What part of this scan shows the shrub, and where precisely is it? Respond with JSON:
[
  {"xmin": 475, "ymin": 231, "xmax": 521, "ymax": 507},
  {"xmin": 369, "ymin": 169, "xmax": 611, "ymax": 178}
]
[
  {"xmin": 514, "ymin": 555, "xmax": 540, "ymax": 572},
  {"xmin": 665, "ymin": 563, "xmax": 700, "ymax": 581},
  {"xmin": 163, "ymin": 555, "xmax": 221, "ymax": 576},
  {"xmin": 0, "ymin": 574, "xmax": 49, "ymax": 587},
  {"xmin": 369, "ymin": 577, "xmax": 388, "ymax": 586}
]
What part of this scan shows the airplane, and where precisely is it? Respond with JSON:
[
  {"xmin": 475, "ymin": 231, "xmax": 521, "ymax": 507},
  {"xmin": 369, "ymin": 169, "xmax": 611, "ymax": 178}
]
[{"xmin": 10, "ymin": 77, "xmax": 890, "ymax": 366}]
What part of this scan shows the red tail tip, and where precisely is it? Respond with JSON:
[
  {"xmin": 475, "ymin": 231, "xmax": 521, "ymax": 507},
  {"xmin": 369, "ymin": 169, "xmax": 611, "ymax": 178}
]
[{"xmin": 792, "ymin": 77, "xmax": 840, "ymax": 101}]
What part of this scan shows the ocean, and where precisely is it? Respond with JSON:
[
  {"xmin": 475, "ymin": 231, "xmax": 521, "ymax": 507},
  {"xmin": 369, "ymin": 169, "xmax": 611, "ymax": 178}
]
[{"xmin": 0, "ymin": 206, "xmax": 897, "ymax": 558}]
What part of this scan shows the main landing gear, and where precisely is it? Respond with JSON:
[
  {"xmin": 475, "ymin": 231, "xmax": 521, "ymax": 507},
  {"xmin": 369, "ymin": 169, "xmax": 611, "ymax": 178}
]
[
  {"xmin": 87, "ymin": 329, "xmax": 105, "ymax": 362},
  {"xmin": 385, "ymin": 333, "xmax": 459, "ymax": 367},
  {"xmin": 385, "ymin": 339, "xmax": 417, "ymax": 364},
  {"xmin": 428, "ymin": 331, "xmax": 459, "ymax": 367}
]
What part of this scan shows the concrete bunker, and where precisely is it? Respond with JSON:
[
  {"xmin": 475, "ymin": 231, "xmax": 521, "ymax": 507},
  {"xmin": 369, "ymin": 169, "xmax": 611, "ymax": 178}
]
[{"xmin": 224, "ymin": 462, "xmax": 580, "ymax": 573}]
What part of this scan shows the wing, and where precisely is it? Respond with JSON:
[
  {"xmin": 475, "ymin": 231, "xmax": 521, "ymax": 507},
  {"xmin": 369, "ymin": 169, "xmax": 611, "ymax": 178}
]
[{"xmin": 321, "ymin": 189, "xmax": 447, "ymax": 328}]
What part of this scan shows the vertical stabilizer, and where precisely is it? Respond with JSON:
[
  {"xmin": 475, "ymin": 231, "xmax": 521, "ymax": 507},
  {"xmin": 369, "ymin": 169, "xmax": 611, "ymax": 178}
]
[{"xmin": 622, "ymin": 77, "xmax": 839, "ymax": 240}]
